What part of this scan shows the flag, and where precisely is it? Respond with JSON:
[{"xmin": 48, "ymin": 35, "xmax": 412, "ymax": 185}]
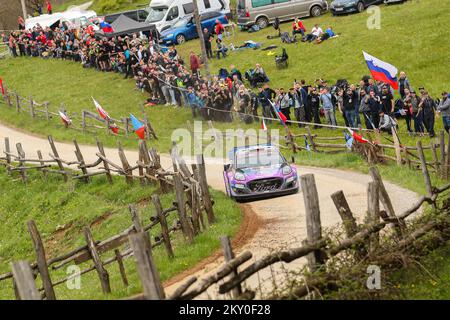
[
  {"xmin": 58, "ymin": 111, "xmax": 72, "ymax": 126},
  {"xmin": 92, "ymin": 97, "xmax": 110, "ymax": 120},
  {"xmin": 363, "ymin": 51, "xmax": 398, "ymax": 90},
  {"xmin": 130, "ymin": 113, "xmax": 146, "ymax": 140},
  {"xmin": 347, "ymin": 128, "xmax": 369, "ymax": 144},
  {"xmin": 304, "ymin": 136, "xmax": 311, "ymax": 152},
  {"xmin": 268, "ymin": 100, "xmax": 287, "ymax": 125},
  {"xmin": 0, "ymin": 78, "xmax": 5, "ymax": 96},
  {"xmin": 109, "ymin": 123, "xmax": 119, "ymax": 135},
  {"xmin": 261, "ymin": 117, "xmax": 267, "ymax": 131},
  {"xmin": 344, "ymin": 131, "xmax": 354, "ymax": 150},
  {"xmin": 100, "ymin": 21, "xmax": 114, "ymax": 33}
]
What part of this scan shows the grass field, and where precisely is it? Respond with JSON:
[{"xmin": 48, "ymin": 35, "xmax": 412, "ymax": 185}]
[
  {"xmin": 54, "ymin": 0, "xmax": 149, "ymax": 14},
  {"xmin": 0, "ymin": 166, "xmax": 242, "ymax": 299}
]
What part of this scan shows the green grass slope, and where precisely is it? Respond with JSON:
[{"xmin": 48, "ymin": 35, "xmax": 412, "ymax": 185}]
[{"xmin": 0, "ymin": 167, "xmax": 242, "ymax": 299}]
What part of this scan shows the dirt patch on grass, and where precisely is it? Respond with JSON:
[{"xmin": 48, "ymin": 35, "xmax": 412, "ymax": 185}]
[{"xmin": 163, "ymin": 203, "xmax": 265, "ymax": 288}]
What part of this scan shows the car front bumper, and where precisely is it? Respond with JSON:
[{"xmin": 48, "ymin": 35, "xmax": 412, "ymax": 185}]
[
  {"xmin": 330, "ymin": 5, "xmax": 358, "ymax": 14},
  {"xmin": 229, "ymin": 175, "xmax": 299, "ymax": 201}
]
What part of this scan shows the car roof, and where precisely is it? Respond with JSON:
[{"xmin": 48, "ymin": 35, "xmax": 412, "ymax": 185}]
[{"xmin": 228, "ymin": 144, "xmax": 278, "ymax": 160}]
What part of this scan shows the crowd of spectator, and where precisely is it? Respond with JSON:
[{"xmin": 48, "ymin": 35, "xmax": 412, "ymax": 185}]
[{"xmin": 2, "ymin": 19, "xmax": 449, "ymax": 137}]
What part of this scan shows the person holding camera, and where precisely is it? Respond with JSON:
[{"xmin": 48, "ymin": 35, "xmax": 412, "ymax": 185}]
[
  {"xmin": 308, "ymin": 87, "xmax": 321, "ymax": 129},
  {"xmin": 320, "ymin": 87, "xmax": 337, "ymax": 129},
  {"xmin": 437, "ymin": 91, "xmax": 450, "ymax": 133}
]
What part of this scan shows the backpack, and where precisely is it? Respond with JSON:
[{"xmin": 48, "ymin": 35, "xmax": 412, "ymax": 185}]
[{"xmin": 280, "ymin": 32, "xmax": 295, "ymax": 44}]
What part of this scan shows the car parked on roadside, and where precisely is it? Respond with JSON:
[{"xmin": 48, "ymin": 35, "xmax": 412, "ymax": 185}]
[
  {"xmin": 102, "ymin": 8, "xmax": 150, "ymax": 24},
  {"xmin": 237, "ymin": 0, "xmax": 329, "ymax": 30},
  {"xmin": 223, "ymin": 144, "xmax": 299, "ymax": 202},
  {"xmin": 330, "ymin": 0, "xmax": 383, "ymax": 15},
  {"xmin": 160, "ymin": 11, "xmax": 228, "ymax": 45}
]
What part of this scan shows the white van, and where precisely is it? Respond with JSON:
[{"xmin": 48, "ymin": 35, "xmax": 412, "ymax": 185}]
[{"xmin": 146, "ymin": 0, "xmax": 230, "ymax": 32}]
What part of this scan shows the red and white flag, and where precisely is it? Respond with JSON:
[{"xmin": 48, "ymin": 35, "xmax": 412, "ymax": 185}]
[
  {"xmin": 0, "ymin": 77, "xmax": 5, "ymax": 96},
  {"xmin": 92, "ymin": 97, "xmax": 110, "ymax": 120},
  {"xmin": 261, "ymin": 118, "xmax": 267, "ymax": 131},
  {"xmin": 59, "ymin": 111, "xmax": 72, "ymax": 126},
  {"xmin": 348, "ymin": 128, "xmax": 369, "ymax": 144}
]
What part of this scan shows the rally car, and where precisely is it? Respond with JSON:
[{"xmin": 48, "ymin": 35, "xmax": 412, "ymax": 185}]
[{"xmin": 223, "ymin": 145, "xmax": 299, "ymax": 201}]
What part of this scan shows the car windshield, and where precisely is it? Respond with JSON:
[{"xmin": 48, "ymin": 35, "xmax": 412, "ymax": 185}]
[
  {"xmin": 172, "ymin": 17, "xmax": 191, "ymax": 28},
  {"xmin": 235, "ymin": 149, "xmax": 284, "ymax": 169},
  {"xmin": 145, "ymin": 6, "xmax": 168, "ymax": 23}
]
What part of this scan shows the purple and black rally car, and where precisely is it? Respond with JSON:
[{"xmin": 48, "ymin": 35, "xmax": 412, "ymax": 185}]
[{"xmin": 223, "ymin": 144, "xmax": 299, "ymax": 201}]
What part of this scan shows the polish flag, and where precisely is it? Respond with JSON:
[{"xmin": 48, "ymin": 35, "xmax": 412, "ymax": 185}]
[
  {"xmin": 92, "ymin": 97, "xmax": 110, "ymax": 120},
  {"xmin": 348, "ymin": 128, "xmax": 369, "ymax": 144},
  {"xmin": 59, "ymin": 111, "xmax": 72, "ymax": 126}
]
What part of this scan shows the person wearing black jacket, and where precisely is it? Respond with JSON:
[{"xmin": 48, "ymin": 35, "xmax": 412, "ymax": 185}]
[
  {"xmin": 367, "ymin": 90, "xmax": 381, "ymax": 129},
  {"xmin": 308, "ymin": 87, "xmax": 321, "ymax": 129},
  {"xmin": 203, "ymin": 28, "xmax": 213, "ymax": 59},
  {"xmin": 258, "ymin": 84, "xmax": 276, "ymax": 123},
  {"xmin": 419, "ymin": 91, "xmax": 436, "ymax": 137}
]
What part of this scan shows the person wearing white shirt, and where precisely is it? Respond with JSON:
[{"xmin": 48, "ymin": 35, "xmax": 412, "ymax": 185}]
[{"xmin": 305, "ymin": 24, "xmax": 323, "ymax": 42}]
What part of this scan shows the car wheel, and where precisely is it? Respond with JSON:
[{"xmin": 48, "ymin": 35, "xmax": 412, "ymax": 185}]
[
  {"xmin": 256, "ymin": 16, "xmax": 269, "ymax": 29},
  {"xmin": 310, "ymin": 5, "xmax": 322, "ymax": 17},
  {"xmin": 357, "ymin": 1, "xmax": 365, "ymax": 12},
  {"xmin": 176, "ymin": 34, "xmax": 185, "ymax": 44}
]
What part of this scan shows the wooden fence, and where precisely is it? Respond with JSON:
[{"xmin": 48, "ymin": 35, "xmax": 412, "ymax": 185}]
[
  {"xmin": 0, "ymin": 137, "xmax": 217, "ymax": 299},
  {"xmin": 0, "ymin": 88, "xmax": 157, "ymax": 140}
]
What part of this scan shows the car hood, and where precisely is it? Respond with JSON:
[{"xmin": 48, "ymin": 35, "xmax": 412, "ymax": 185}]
[
  {"xmin": 160, "ymin": 26, "xmax": 185, "ymax": 37},
  {"xmin": 238, "ymin": 165, "xmax": 283, "ymax": 180}
]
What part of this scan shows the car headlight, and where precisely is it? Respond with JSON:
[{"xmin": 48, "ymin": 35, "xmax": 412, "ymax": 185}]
[
  {"xmin": 234, "ymin": 172, "xmax": 246, "ymax": 181},
  {"xmin": 282, "ymin": 165, "xmax": 292, "ymax": 175}
]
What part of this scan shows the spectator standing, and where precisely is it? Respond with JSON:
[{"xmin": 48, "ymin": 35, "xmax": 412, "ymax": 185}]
[
  {"xmin": 258, "ymin": 83, "xmax": 276, "ymax": 123},
  {"xmin": 367, "ymin": 89, "xmax": 381, "ymax": 129},
  {"xmin": 277, "ymin": 88, "xmax": 291, "ymax": 125},
  {"xmin": 46, "ymin": 0, "xmax": 53, "ymax": 15},
  {"xmin": 203, "ymin": 28, "xmax": 213, "ymax": 59},
  {"xmin": 419, "ymin": 91, "xmax": 436, "ymax": 137},
  {"xmin": 320, "ymin": 87, "xmax": 337, "ymax": 128},
  {"xmin": 343, "ymin": 87, "xmax": 356, "ymax": 128},
  {"xmin": 409, "ymin": 90, "xmax": 424, "ymax": 134},
  {"xmin": 189, "ymin": 51, "xmax": 201, "ymax": 77},
  {"xmin": 380, "ymin": 85, "xmax": 394, "ymax": 114},
  {"xmin": 437, "ymin": 91, "xmax": 450, "ymax": 133},
  {"xmin": 292, "ymin": 83, "xmax": 306, "ymax": 128},
  {"xmin": 18, "ymin": 16, "xmax": 25, "ymax": 30},
  {"xmin": 398, "ymin": 71, "xmax": 411, "ymax": 100},
  {"xmin": 214, "ymin": 19, "xmax": 225, "ymax": 41},
  {"xmin": 308, "ymin": 87, "xmax": 321, "ymax": 128}
]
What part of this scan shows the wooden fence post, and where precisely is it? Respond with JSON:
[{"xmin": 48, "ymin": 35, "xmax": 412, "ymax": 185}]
[
  {"xmin": 118, "ymin": 142, "xmax": 133, "ymax": 184},
  {"xmin": 152, "ymin": 194, "xmax": 174, "ymax": 259},
  {"xmin": 48, "ymin": 135, "xmax": 68, "ymax": 182},
  {"xmin": 129, "ymin": 232, "xmax": 165, "ymax": 300},
  {"xmin": 16, "ymin": 143, "xmax": 27, "ymax": 183},
  {"xmin": 27, "ymin": 220, "xmax": 56, "ymax": 300},
  {"xmin": 97, "ymin": 140, "xmax": 113, "ymax": 184},
  {"xmin": 44, "ymin": 102, "xmax": 50, "ymax": 121},
  {"xmin": 300, "ymin": 174, "xmax": 324, "ymax": 272},
  {"xmin": 430, "ymin": 140, "xmax": 439, "ymax": 172},
  {"xmin": 15, "ymin": 93, "xmax": 20, "ymax": 113},
  {"xmin": 366, "ymin": 182, "xmax": 380, "ymax": 254},
  {"xmin": 4, "ymin": 137, "xmax": 11, "ymax": 175},
  {"xmin": 369, "ymin": 166, "xmax": 396, "ymax": 218},
  {"xmin": 83, "ymin": 226, "xmax": 111, "ymax": 294},
  {"xmin": 391, "ymin": 127, "xmax": 402, "ymax": 166},
  {"xmin": 73, "ymin": 139, "xmax": 90, "ymax": 183},
  {"xmin": 29, "ymin": 96, "xmax": 35, "ymax": 118},
  {"xmin": 220, "ymin": 236, "xmax": 242, "ymax": 298},
  {"xmin": 330, "ymin": 191, "xmax": 358, "ymax": 237},
  {"xmin": 196, "ymin": 154, "xmax": 215, "ymax": 224},
  {"xmin": 439, "ymin": 130, "xmax": 446, "ymax": 179},
  {"xmin": 173, "ymin": 172, "xmax": 194, "ymax": 244},
  {"xmin": 416, "ymin": 140, "xmax": 433, "ymax": 197},
  {"xmin": 114, "ymin": 249, "xmax": 129, "ymax": 287},
  {"xmin": 11, "ymin": 261, "xmax": 41, "ymax": 300},
  {"xmin": 81, "ymin": 111, "xmax": 86, "ymax": 132},
  {"xmin": 37, "ymin": 150, "xmax": 48, "ymax": 178}
]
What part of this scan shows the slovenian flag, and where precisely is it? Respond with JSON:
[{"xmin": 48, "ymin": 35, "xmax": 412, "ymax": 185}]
[
  {"xmin": 261, "ymin": 117, "xmax": 267, "ymax": 131},
  {"xmin": 92, "ymin": 97, "xmax": 110, "ymax": 120},
  {"xmin": 130, "ymin": 113, "xmax": 146, "ymax": 140},
  {"xmin": 100, "ymin": 21, "xmax": 114, "ymax": 33},
  {"xmin": 363, "ymin": 51, "xmax": 398, "ymax": 90},
  {"xmin": 59, "ymin": 111, "xmax": 72, "ymax": 126},
  {"xmin": 348, "ymin": 128, "xmax": 369, "ymax": 144},
  {"xmin": 268, "ymin": 100, "xmax": 287, "ymax": 125}
]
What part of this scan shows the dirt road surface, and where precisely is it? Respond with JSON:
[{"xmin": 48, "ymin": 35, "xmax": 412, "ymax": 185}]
[{"xmin": 0, "ymin": 122, "xmax": 420, "ymax": 299}]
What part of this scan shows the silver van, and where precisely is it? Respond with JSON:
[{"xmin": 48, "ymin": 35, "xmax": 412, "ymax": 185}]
[{"xmin": 237, "ymin": 0, "xmax": 328, "ymax": 29}]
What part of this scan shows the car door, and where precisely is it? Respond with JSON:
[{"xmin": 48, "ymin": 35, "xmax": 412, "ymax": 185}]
[
  {"xmin": 185, "ymin": 17, "xmax": 198, "ymax": 40},
  {"xmin": 270, "ymin": 0, "xmax": 293, "ymax": 21},
  {"xmin": 289, "ymin": 0, "xmax": 312, "ymax": 18}
]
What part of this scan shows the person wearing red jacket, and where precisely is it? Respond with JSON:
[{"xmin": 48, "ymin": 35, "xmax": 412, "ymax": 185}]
[
  {"xmin": 292, "ymin": 17, "xmax": 306, "ymax": 37},
  {"xmin": 214, "ymin": 19, "xmax": 225, "ymax": 41},
  {"xmin": 189, "ymin": 51, "xmax": 201, "ymax": 77},
  {"xmin": 46, "ymin": 0, "xmax": 53, "ymax": 14}
]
